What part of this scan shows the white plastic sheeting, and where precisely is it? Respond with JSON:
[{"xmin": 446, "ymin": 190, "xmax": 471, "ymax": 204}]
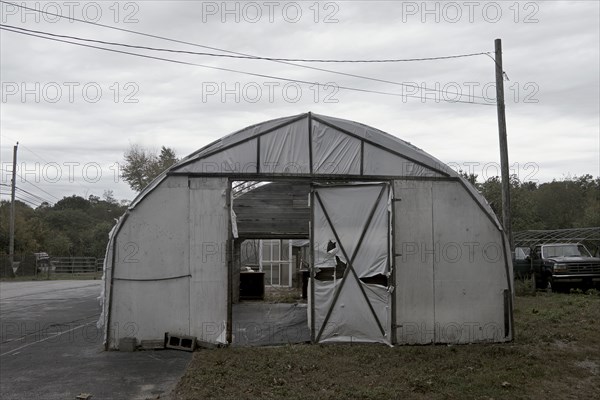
[
  {"xmin": 97, "ymin": 219, "xmax": 121, "ymax": 344},
  {"xmin": 102, "ymin": 113, "xmax": 512, "ymax": 348},
  {"xmin": 108, "ymin": 176, "xmax": 191, "ymax": 348},
  {"xmin": 312, "ymin": 183, "xmax": 392, "ymax": 345},
  {"xmin": 260, "ymin": 118, "xmax": 310, "ymax": 174},
  {"xmin": 363, "ymin": 143, "xmax": 442, "ymax": 177},
  {"xmin": 166, "ymin": 112, "xmax": 447, "ymax": 182},
  {"xmin": 189, "ymin": 178, "xmax": 229, "ymax": 344},
  {"xmin": 393, "ymin": 179, "xmax": 513, "ymax": 344},
  {"xmin": 175, "ymin": 138, "xmax": 258, "ymax": 174},
  {"xmin": 313, "ymin": 185, "xmax": 389, "ymax": 277},
  {"xmin": 312, "ymin": 120, "xmax": 361, "ymax": 175}
]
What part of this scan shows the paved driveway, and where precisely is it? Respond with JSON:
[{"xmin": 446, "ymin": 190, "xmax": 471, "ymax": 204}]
[{"xmin": 0, "ymin": 280, "xmax": 191, "ymax": 400}]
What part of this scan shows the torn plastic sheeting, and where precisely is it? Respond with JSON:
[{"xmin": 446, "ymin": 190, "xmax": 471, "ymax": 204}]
[
  {"xmin": 351, "ymin": 191, "xmax": 389, "ymax": 278},
  {"xmin": 315, "ymin": 185, "xmax": 388, "ymax": 277},
  {"xmin": 216, "ymin": 322, "xmax": 228, "ymax": 345},
  {"xmin": 313, "ymin": 197, "xmax": 344, "ymax": 270},
  {"xmin": 231, "ymin": 209, "xmax": 239, "ymax": 239},
  {"xmin": 315, "ymin": 185, "xmax": 381, "ymax": 261},
  {"xmin": 260, "ymin": 118, "xmax": 310, "ymax": 174},
  {"xmin": 312, "ymin": 120, "xmax": 361, "ymax": 175},
  {"xmin": 97, "ymin": 216, "xmax": 123, "ymax": 344}
]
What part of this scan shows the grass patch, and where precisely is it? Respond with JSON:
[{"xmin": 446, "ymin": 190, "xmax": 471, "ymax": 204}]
[
  {"xmin": 513, "ymin": 277, "xmax": 536, "ymax": 296},
  {"xmin": 173, "ymin": 293, "xmax": 600, "ymax": 400}
]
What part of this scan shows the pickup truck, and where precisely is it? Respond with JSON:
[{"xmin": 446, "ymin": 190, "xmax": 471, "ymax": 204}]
[{"xmin": 514, "ymin": 243, "xmax": 600, "ymax": 291}]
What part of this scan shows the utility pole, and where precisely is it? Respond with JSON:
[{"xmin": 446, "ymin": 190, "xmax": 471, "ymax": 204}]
[
  {"xmin": 9, "ymin": 142, "xmax": 18, "ymax": 277},
  {"xmin": 495, "ymin": 39, "xmax": 512, "ymax": 248}
]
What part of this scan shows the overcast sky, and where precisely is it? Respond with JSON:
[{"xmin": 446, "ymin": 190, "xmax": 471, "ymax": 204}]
[{"xmin": 1, "ymin": 0, "xmax": 598, "ymax": 206}]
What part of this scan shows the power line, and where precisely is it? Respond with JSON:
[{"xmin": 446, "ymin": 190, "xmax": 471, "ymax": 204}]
[
  {"xmin": 0, "ymin": 183, "xmax": 53, "ymax": 204},
  {"xmin": 0, "ymin": 132, "xmax": 52, "ymax": 165},
  {"xmin": 15, "ymin": 195, "xmax": 39, "ymax": 208},
  {"xmin": 16, "ymin": 143, "xmax": 52, "ymax": 165},
  {"xmin": 0, "ymin": 190, "xmax": 39, "ymax": 208},
  {"xmin": 0, "ymin": 134, "xmax": 92, "ymax": 194},
  {"xmin": 0, "ymin": 24, "xmax": 491, "ymax": 64},
  {"xmin": 1, "ymin": 26, "xmax": 494, "ymax": 106},
  {"xmin": 16, "ymin": 186, "xmax": 54, "ymax": 205},
  {"xmin": 15, "ymin": 191, "xmax": 45, "ymax": 206},
  {"xmin": 0, "ymin": 2, "xmax": 492, "ymax": 101},
  {"xmin": 13, "ymin": 171, "xmax": 60, "ymax": 200}
]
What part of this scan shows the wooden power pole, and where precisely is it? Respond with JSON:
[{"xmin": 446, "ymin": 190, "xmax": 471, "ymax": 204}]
[
  {"xmin": 494, "ymin": 39, "xmax": 512, "ymax": 248},
  {"xmin": 9, "ymin": 142, "xmax": 18, "ymax": 277}
]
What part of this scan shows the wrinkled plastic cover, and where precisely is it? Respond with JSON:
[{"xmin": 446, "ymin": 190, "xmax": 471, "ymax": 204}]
[
  {"xmin": 260, "ymin": 118, "xmax": 310, "ymax": 174},
  {"xmin": 313, "ymin": 277, "xmax": 391, "ymax": 345},
  {"xmin": 314, "ymin": 184, "xmax": 389, "ymax": 278},
  {"xmin": 127, "ymin": 112, "xmax": 501, "ymax": 233},
  {"xmin": 312, "ymin": 183, "xmax": 392, "ymax": 344},
  {"xmin": 97, "ymin": 216, "xmax": 125, "ymax": 343},
  {"xmin": 312, "ymin": 120, "xmax": 361, "ymax": 175}
]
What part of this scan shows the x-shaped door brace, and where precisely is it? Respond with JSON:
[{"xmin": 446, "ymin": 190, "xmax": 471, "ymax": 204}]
[{"xmin": 313, "ymin": 184, "xmax": 388, "ymax": 342}]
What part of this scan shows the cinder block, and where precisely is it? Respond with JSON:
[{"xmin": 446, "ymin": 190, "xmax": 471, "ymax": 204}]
[
  {"xmin": 119, "ymin": 337, "xmax": 137, "ymax": 352},
  {"xmin": 165, "ymin": 332, "xmax": 196, "ymax": 352}
]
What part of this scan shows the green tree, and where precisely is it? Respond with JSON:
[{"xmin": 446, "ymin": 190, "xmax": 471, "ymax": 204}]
[
  {"xmin": 121, "ymin": 145, "xmax": 178, "ymax": 192},
  {"xmin": 478, "ymin": 174, "xmax": 599, "ymax": 232},
  {"xmin": 1, "ymin": 193, "xmax": 129, "ymax": 261}
]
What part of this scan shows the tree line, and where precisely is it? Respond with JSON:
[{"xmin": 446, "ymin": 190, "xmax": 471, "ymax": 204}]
[
  {"xmin": 465, "ymin": 173, "xmax": 599, "ymax": 231},
  {"xmin": 1, "ymin": 144, "xmax": 598, "ymax": 261},
  {"xmin": 0, "ymin": 191, "xmax": 128, "ymax": 258}
]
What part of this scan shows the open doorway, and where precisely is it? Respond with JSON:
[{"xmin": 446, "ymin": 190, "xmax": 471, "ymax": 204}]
[
  {"xmin": 229, "ymin": 180, "xmax": 394, "ymax": 346},
  {"xmin": 237, "ymin": 238, "xmax": 308, "ymax": 301},
  {"xmin": 230, "ymin": 181, "xmax": 311, "ymax": 346}
]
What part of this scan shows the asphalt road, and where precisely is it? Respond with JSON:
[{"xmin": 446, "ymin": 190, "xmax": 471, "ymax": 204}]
[{"xmin": 0, "ymin": 280, "xmax": 191, "ymax": 400}]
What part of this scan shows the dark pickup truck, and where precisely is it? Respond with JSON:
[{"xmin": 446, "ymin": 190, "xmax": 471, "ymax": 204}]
[{"xmin": 514, "ymin": 243, "xmax": 600, "ymax": 291}]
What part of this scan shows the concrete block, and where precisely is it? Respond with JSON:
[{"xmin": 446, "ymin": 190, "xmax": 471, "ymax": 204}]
[
  {"xmin": 165, "ymin": 332, "xmax": 196, "ymax": 352},
  {"xmin": 119, "ymin": 337, "xmax": 137, "ymax": 352}
]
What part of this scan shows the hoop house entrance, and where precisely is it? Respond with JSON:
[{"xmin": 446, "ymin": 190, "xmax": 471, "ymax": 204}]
[{"xmin": 311, "ymin": 183, "xmax": 392, "ymax": 345}]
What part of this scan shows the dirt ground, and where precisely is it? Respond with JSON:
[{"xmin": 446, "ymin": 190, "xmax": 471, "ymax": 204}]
[{"xmin": 172, "ymin": 291, "xmax": 600, "ymax": 400}]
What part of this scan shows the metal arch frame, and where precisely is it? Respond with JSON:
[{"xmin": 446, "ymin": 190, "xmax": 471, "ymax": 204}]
[
  {"xmin": 170, "ymin": 112, "xmax": 449, "ymax": 178},
  {"xmin": 311, "ymin": 182, "xmax": 390, "ymax": 343},
  {"xmin": 514, "ymin": 227, "xmax": 600, "ymax": 251}
]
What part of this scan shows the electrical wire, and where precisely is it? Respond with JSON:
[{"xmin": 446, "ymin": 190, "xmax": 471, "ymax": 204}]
[
  {"xmin": 0, "ymin": 190, "xmax": 40, "ymax": 207},
  {"xmin": 15, "ymin": 191, "xmax": 45, "ymax": 206},
  {"xmin": 0, "ymin": 133, "xmax": 92, "ymax": 194},
  {"xmin": 0, "ymin": 26, "xmax": 494, "ymax": 106},
  {"xmin": 0, "ymin": 183, "xmax": 53, "ymax": 205},
  {"xmin": 0, "ymin": 2, "xmax": 493, "ymax": 101},
  {"xmin": 16, "ymin": 186, "xmax": 54, "ymax": 205},
  {"xmin": 14, "ymin": 172, "xmax": 60, "ymax": 200},
  {"xmin": 0, "ymin": 24, "xmax": 491, "ymax": 64}
]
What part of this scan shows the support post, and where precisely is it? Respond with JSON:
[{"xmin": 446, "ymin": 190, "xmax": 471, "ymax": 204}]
[
  {"xmin": 495, "ymin": 39, "xmax": 512, "ymax": 248},
  {"xmin": 9, "ymin": 142, "xmax": 18, "ymax": 278}
]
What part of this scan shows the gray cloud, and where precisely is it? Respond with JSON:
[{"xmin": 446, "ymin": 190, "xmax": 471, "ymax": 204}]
[{"xmin": 1, "ymin": 0, "xmax": 598, "ymax": 204}]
